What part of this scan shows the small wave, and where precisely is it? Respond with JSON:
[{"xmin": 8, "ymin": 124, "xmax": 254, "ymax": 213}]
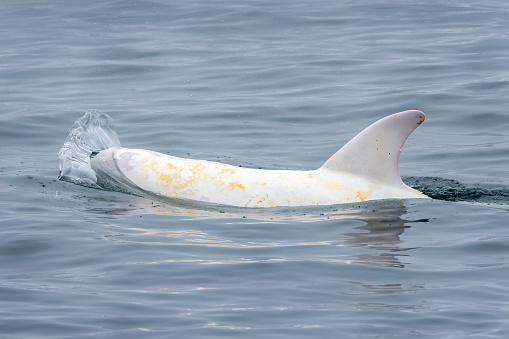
[{"xmin": 403, "ymin": 176, "xmax": 509, "ymax": 205}]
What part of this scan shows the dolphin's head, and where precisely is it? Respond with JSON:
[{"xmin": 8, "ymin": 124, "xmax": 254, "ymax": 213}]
[{"xmin": 90, "ymin": 147, "xmax": 134, "ymax": 192}]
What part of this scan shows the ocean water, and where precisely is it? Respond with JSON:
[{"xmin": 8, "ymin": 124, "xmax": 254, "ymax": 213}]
[{"xmin": 1, "ymin": 1, "xmax": 508, "ymax": 338}]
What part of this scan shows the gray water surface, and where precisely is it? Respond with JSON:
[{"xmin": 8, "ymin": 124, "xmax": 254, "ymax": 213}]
[{"xmin": 1, "ymin": 1, "xmax": 508, "ymax": 338}]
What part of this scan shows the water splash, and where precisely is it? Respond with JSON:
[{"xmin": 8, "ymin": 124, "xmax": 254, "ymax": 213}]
[{"xmin": 404, "ymin": 176, "xmax": 509, "ymax": 205}]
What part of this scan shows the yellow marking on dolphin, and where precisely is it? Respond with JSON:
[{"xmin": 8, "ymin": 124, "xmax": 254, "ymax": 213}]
[
  {"xmin": 157, "ymin": 168, "xmax": 193, "ymax": 190},
  {"xmin": 228, "ymin": 182, "xmax": 246, "ymax": 191},
  {"xmin": 356, "ymin": 191, "xmax": 372, "ymax": 202},
  {"xmin": 256, "ymin": 194, "xmax": 270, "ymax": 206}
]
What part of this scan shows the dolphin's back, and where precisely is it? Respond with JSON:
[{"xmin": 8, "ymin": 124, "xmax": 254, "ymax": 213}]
[{"xmin": 59, "ymin": 110, "xmax": 427, "ymax": 207}]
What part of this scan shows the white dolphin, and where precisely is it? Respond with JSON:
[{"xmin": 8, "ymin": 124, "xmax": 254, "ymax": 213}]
[{"xmin": 59, "ymin": 110, "xmax": 428, "ymax": 207}]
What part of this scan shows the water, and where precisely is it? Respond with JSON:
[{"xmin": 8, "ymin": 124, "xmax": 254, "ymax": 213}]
[{"xmin": 1, "ymin": 1, "xmax": 508, "ymax": 338}]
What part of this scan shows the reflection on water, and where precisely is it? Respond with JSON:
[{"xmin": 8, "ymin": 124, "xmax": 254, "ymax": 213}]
[
  {"xmin": 86, "ymin": 194, "xmax": 428, "ymax": 269},
  {"xmin": 81, "ymin": 191, "xmax": 432, "ymax": 313},
  {"xmin": 354, "ymin": 302, "xmax": 427, "ymax": 312},
  {"xmin": 341, "ymin": 202, "xmax": 428, "ymax": 269},
  {"xmin": 347, "ymin": 281, "xmax": 425, "ymax": 297},
  {"xmin": 83, "ymin": 187, "xmax": 420, "ymax": 222}
]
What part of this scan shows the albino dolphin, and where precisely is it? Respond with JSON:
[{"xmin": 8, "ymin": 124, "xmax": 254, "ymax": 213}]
[{"xmin": 59, "ymin": 110, "xmax": 428, "ymax": 207}]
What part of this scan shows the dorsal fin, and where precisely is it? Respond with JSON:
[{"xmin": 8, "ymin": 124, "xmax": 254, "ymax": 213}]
[{"xmin": 320, "ymin": 110, "xmax": 425, "ymax": 186}]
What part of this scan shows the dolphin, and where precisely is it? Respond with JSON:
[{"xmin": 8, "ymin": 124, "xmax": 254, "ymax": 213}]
[{"xmin": 59, "ymin": 110, "xmax": 428, "ymax": 207}]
